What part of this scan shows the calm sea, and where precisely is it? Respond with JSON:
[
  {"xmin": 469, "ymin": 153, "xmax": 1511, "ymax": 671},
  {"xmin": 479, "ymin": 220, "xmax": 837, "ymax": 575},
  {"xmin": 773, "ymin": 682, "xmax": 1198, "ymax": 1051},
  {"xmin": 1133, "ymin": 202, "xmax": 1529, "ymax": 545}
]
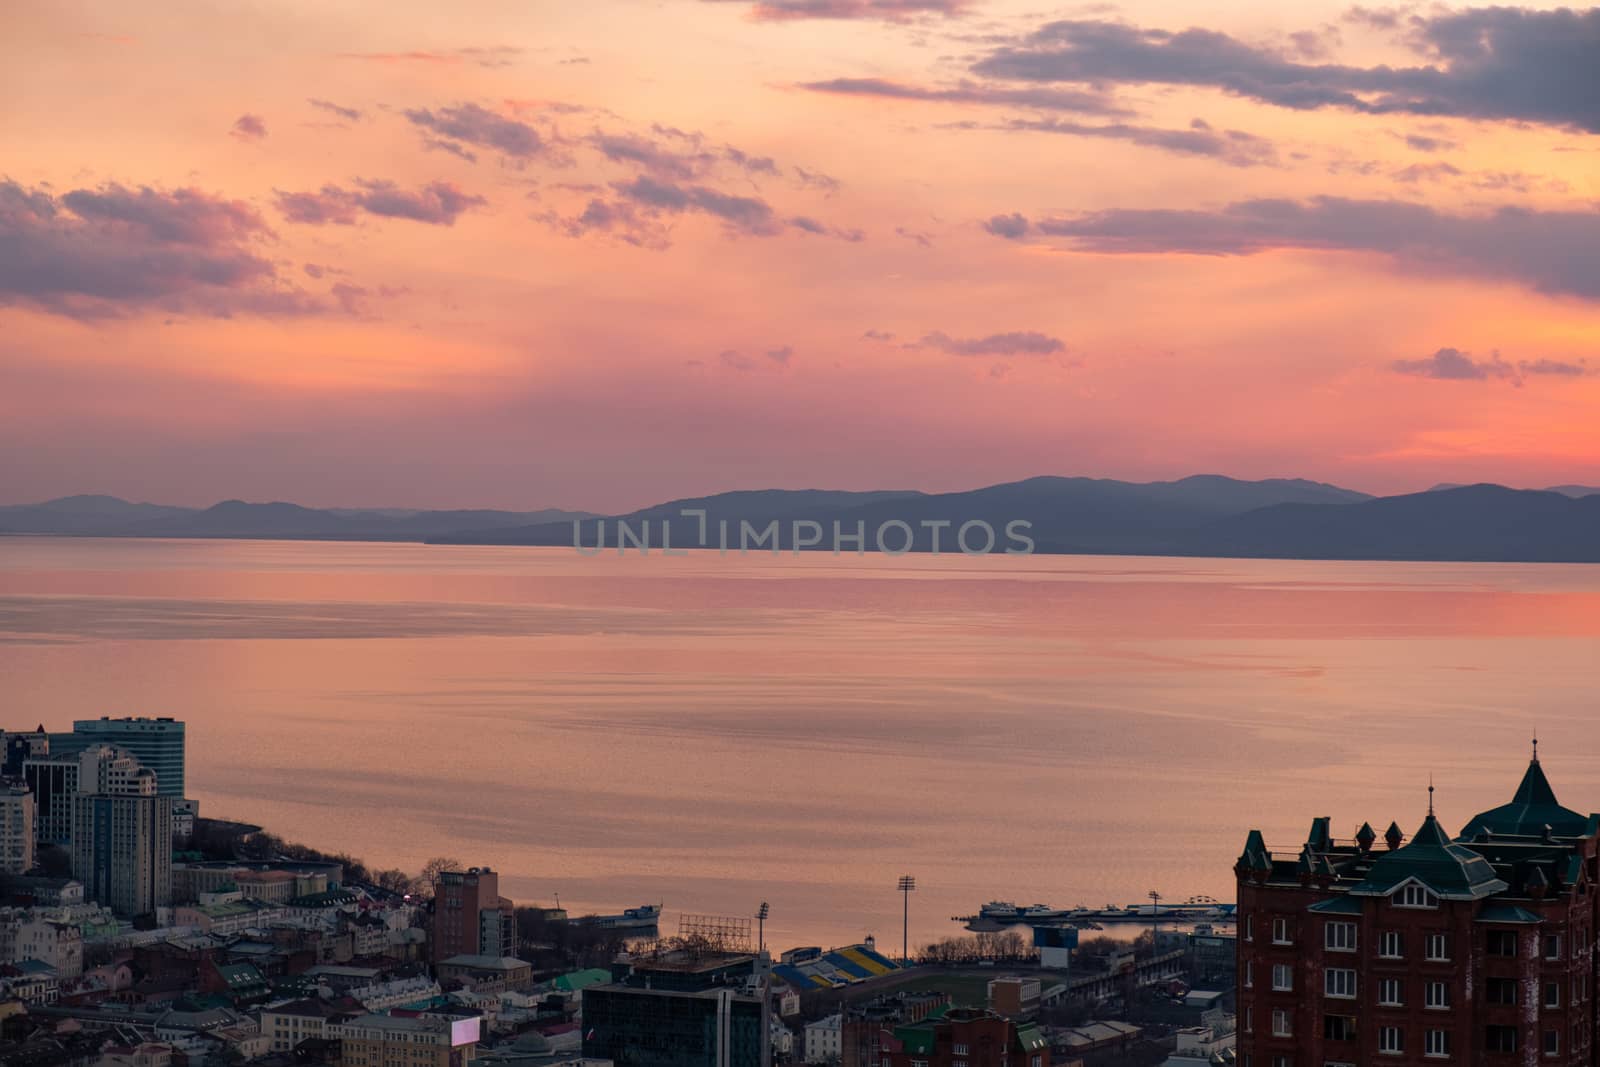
[{"xmin": 2, "ymin": 536, "xmax": 1598, "ymax": 950}]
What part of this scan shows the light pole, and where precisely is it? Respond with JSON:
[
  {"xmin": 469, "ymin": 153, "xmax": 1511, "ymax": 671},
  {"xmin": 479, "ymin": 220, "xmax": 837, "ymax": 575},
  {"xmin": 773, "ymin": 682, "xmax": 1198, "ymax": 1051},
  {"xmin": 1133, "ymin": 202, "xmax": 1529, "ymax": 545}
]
[
  {"xmin": 898, "ymin": 875, "xmax": 916, "ymax": 964},
  {"xmin": 757, "ymin": 901, "xmax": 769, "ymax": 954}
]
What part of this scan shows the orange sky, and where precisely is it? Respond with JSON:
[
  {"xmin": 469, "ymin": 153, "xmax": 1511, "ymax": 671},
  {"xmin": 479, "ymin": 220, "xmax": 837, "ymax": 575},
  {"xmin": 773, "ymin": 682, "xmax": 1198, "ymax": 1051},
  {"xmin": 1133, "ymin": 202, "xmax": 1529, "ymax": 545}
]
[{"xmin": 2, "ymin": 0, "xmax": 1597, "ymax": 510}]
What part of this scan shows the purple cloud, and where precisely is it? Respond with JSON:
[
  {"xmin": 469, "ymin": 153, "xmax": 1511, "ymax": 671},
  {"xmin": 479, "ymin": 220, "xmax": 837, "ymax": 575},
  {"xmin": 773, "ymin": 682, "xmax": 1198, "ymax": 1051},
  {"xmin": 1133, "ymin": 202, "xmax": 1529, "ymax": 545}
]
[
  {"xmin": 308, "ymin": 98, "xmax": 363, "ymax": 122},
  {"xmin": 987, "ymin": 197, "xmax": 1600, "ymax": 302},
  {"xmin": 404, "ymin": 103, "xmax": 543, "ymax": 162},
  {"xmin": 982, "ymin": 213, "xmax": 1030, "ymax": 239},
  {"xmin": 970, "ymin": 9, "xmax": 1600, "ymax": 132},
  {"xmin": 921, "ymin": 330, "xmax": 1065, "ymax": 356},
  {"xmin": 274, "ymin": 180, "xmax": 486, "ymax": 227},
  {"xmin": 802, "ymin": 77, "xmax": 1124, "ymax": 116},
  {"xmin": 705, "ymin": 0, "xmax": 973, "ymax": 21},
  {"xmin": 230, "ymin": 114, "xmax": 267, "ymax": 141},
  {"xmin": 0, "ymin": 179, "xmax": 318, "ymax": 319},
  {"xmin": 1393, "ymin": 348, "xmax": 1593, "ymax": 384}
]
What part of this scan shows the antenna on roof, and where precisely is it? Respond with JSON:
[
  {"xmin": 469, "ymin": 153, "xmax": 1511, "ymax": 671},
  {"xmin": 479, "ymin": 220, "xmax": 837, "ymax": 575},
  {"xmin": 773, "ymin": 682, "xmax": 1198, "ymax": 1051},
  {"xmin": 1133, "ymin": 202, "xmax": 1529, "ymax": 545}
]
[
  {"xmin": 1532, "ymin": 730, "xmax": 1539, "ymax": 762},
  {"xmin": 1428, "ymin": 776, "xmax": 1435, "ymax": 817}
]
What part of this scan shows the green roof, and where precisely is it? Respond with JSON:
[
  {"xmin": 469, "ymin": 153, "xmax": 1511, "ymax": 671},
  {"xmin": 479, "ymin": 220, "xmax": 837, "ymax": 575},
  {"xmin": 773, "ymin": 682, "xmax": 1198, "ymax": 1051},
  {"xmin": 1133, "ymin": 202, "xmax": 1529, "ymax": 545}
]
[
  {"xmin": 553, "ymin": 968, "xmax": 612, "ymax": 992},
  {"xmin": 1460, "ymin": 758, "xmax": 1589, "ymax": 839},
  {"xmin": 1475, "ymin": 903, "xmax": 1542, "ymax": 925},
  {"xmin": 1349, "ymin": 813, "xmax": 1507, "ymax": 900},
  {"xmin": 1306, "ymin": 897, "xmax": 1364, "ymax": 915},
  {"xmin": 1014, "ymin": 1024, "xmax": 1048, "ymax": 1052},
  {"xmin": 894, "ymin": 1021, "xmax": 936, "ymax": 1055}
]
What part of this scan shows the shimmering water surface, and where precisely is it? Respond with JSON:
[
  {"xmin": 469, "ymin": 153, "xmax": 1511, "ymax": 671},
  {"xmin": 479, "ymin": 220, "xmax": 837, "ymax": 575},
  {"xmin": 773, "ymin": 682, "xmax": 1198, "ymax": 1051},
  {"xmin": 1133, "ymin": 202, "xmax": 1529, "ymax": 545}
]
[{"xmin": 2, "ymin": 536, "xmax": 1598, "ymax": 949}]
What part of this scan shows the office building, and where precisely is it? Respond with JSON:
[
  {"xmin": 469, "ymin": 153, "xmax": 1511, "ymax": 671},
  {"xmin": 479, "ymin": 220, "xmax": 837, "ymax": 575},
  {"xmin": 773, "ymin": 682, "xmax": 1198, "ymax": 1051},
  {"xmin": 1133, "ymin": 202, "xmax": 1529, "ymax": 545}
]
[
  {"xmin": 582, "ymin": 947, "xmax": 772, "ymax": 1067},
  {"xmin": 54, "ymin": 717, "xmax": 186, "ymax": 797},
  {"xmin": 70, "ymin": 763, "xmax": 172, "ymax": 917},
  {"xmin": 23, "ymin": 744, "xmax": 150, "ymax": 845},
  {"xmin": 0, "ymin": 781, "xmax": 35, "ymax": 874},
  {"xmin": 1236, "ymin": 749, "xmax": 1599, "ymax": 1066},
  {"xmin": 431, "ymin": 867, "xmax": 516, "ymax": 963}
]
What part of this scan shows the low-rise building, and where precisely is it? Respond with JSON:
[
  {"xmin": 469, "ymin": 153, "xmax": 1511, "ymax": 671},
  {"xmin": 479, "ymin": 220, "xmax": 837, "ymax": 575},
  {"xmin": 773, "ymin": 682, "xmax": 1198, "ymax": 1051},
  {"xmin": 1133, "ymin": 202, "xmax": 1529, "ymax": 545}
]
[
  {"xmin": 987, "ymin": 976, "xmax": 1040, "ymax": 1020},
  {"xmin": 330, "ymin": 1011, "xmax": 482, "ymax": 1067},
  {"xmin": 3, "ymin": 917, "xmax": 83, "ymax": 978},
  {"xmin": 885, "ymin": 1008, "xmax": 1050, "ymax": 1067},
  {"xmin": 804, "ymin": 1013, "xmax": 842, "ymax": 1063},
  {"xmin": 260, "ymin": 996, "xmax": 363, "ymax": 1052},
  {"xmin": 437, "ymin": 954, "xmax": 533, "ymax": 993}
]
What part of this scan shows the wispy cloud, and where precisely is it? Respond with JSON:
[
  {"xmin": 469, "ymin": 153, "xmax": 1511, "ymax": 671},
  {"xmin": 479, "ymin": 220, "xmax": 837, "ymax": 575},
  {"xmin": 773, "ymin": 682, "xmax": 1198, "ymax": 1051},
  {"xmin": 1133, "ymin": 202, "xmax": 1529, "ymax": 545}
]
[
  {"xmin": 985, "ymin": 197, "xmax": 1600, "ymax": 302},
  {"xmin": 920, "ymin": 330, "xmax": 1065, "ymax": 356},
  {"xmin": 969, "ymin": 9, "xmax": 1600, "ymax": 132},
  {"xmin": 704, "ymin": 0, "xmax": 974, "ymax": 22},
  {"xmin": 229, "ymin": 114, "xmax": 267, "ymax": 141},
  {"xmin": 404, "ymin": 103, "xmax": 543, "ymax": 163},
  {"xmin": 275, "ymin": 180, "xmax": 486, "ymax": 227},
  {"xmin": 308, "ymin": 98, "xmax": 362, "ymax": 122},
  {"xmin": 802, "ymin": 77, "xmax": 1124, "ymax": 117},
  {"xmin": 1393, "ymin": 347, "xmax": 1593, "ymax": 385}
]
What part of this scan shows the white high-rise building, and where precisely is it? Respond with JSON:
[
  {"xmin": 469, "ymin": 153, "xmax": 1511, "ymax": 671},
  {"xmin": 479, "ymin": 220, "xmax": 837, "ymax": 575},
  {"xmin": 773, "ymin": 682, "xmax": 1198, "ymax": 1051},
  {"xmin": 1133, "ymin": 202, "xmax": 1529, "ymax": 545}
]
[
  {"xmin": 0, "ymin": 782, "xmax": 35, "ymax": 874},
  {"xmin": 23, "ymin": 744, "xmax": 152, "ymax": 845}
]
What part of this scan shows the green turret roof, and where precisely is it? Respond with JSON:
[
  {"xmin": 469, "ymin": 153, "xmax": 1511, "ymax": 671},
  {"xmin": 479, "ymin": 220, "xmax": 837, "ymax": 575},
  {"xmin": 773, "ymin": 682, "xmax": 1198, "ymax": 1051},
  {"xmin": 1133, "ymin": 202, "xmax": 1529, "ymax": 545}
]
[
  {"xmin": 1460, "ymin": 757, "xmax": 1589, "ymax": 839},
  {"xmin": 1349, "ymin": 813, "xmax": 1507, "ymax": 900}
]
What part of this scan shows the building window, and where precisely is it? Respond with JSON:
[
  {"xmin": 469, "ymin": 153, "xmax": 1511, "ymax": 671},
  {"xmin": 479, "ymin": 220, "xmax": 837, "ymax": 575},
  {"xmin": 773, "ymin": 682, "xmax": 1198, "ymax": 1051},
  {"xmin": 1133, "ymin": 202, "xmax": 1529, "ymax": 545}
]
[
  {"xmin": 1271, "ymin": 1059, "xmax": 1290, "ymax": 1067},
  {"xmin": 1379, "ymin": 978, "xmax": 1403, "ymax": 1006},
  {"xmin": 1273, "ymin": 964, "xmax": 1294, "ymax": 991},
  {"xmin": 1245, "ymin": 960, "xmax": 1253, "ymax": 987},
  {"xmin": 1325, "ymin": 921, "xmax": 1357, "ymax": 952},
  {"xmin": 1486, "ymin": 930, "xmax": 1517, "ymax": 956},
  {"xmin": 1544, "ymin": 1030, "xmax": 1560, "ymax": 1057},
  {"xmin": 1425, "ymin": 981, "xmax": 1450, "ymax": 1010},
  {"xmin": 1545, "ymin": 982, "xmax": 1561, "ymax": 1009},
  {"xmin": 1244, "ymin": 1006, "xmax": 1252, "ymax": 1033},
  {"xmin": 1544, "ymin": 934, "xmax": 1562, "ymax": 960},
  {"xmin": 1395, "ymin": 884, "xmax": 1438, "ymax": 908},
  {"xmin": 1485, "ymin": 1025, "xmax": 1518, "ymax": 1052},
  {"xmin": 1424, "ymin": 933, "xmax": 1450, "ymax": 961},
  {"xmin": 1487, "ymin": 977, "xmax": 1517, "ymax": 1005},
  {"xmin": 1425, "ymin": 1030, "xmax": 1450, "ymax": 1058},
  {"xmin": 1325, "ymin": 969, "xmax": 1356, "ymax": 999},
  {"xmin": 1245, "ymin": 914, "xmax": 1253, "ymax": 941},
  {"xmin": 1380, "ymin": 1026, "xmax": 1404, "ymax": 1055},
  {"xmin": 1272, "ymin": 1009, "xmax": 1292, "ymax": 1038},
  {"xmin": 1324, "ymin": 1015, "xmax": 1357, "ymax": 1041},
  {"xmin": 1273, "ymin": 917, "xmax": 1291, "ymax": 944},
  {"xmin": 1379, "ymin": 930, "xmax": 1403, "ymax": 958},
  {"xmin": 953, "ymin": 1045, "xmax": 969, "ymax": 1056}
]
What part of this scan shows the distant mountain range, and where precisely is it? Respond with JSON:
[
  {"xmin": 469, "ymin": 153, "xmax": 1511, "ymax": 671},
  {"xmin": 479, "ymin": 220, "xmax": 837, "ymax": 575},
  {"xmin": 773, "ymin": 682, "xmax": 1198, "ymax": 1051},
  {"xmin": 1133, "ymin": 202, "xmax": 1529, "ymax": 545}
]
[
  {"xmin": 6, "ymin": 477, "xmax": 1600, "ymax": 562},
  {"xmin": 0, "ymin": 495, "xmax": 594, "ymax": 540},
  {"xmin": 1430, "ymin": 483, "xmax": 1600, "ymax": 498}
]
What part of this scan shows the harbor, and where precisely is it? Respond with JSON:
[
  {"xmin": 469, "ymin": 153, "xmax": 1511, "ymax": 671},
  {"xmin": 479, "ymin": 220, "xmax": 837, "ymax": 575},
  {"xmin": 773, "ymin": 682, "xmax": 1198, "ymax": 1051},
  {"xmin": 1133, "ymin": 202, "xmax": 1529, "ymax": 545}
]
[{"xmin": 954, "ymin": 895, "xmax": 1235, "ymax": 932}]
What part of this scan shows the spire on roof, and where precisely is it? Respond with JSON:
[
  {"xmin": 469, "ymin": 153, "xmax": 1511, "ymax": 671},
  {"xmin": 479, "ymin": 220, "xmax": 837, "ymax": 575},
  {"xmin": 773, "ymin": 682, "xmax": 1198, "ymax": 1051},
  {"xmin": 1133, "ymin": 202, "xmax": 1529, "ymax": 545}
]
[
  {"xmin": 1512, "ymin": 755, "xmax": 1560, "ymax": 807},
  {"xmin": 1411, "ymin": 812, "xmax": 1452, "ymax": 848},
  {"xmin": 1384, "ymin": 821, "xmax": 1404, "ymax": 850}
]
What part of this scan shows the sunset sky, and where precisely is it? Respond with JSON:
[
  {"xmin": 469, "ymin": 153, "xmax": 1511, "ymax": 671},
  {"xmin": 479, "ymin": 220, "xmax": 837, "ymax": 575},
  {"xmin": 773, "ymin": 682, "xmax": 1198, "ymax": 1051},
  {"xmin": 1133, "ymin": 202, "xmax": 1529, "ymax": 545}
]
[{"xmin": 4, "ymin": 0, "xmax": 1598, "ymax": 511}]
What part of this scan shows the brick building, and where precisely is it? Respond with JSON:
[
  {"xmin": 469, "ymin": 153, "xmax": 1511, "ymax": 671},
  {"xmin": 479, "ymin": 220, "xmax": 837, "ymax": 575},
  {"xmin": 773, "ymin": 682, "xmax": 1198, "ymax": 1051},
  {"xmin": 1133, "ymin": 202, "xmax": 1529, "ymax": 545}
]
[
  {"xmin": 429, "ymin": 867, "xmax": 515, "ymax": 965},
  {"xmin": 1236, "ymin": 750, "xmax": 1598, "ymax": 1065},
  {"xmin": 882, "ymin": 1007, "xmax": 1049, "ymax": 1067}
]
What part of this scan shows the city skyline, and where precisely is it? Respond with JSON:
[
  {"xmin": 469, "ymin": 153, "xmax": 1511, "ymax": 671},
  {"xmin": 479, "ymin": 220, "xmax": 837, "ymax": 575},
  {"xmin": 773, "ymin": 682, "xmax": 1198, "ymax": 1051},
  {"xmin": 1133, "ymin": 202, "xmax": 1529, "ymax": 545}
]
[{"xmin": 5, "ymin": 1, "xmax": 1598, "ymax": 512}]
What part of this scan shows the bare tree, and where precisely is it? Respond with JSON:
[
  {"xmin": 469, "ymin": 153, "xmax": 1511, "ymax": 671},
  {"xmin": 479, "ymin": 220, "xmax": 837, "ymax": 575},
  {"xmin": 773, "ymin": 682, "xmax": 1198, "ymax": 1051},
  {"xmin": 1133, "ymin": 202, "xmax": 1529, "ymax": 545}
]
[{"xmin": 416, "ymin": 856, "xmax": 464, "ymax": 897}]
